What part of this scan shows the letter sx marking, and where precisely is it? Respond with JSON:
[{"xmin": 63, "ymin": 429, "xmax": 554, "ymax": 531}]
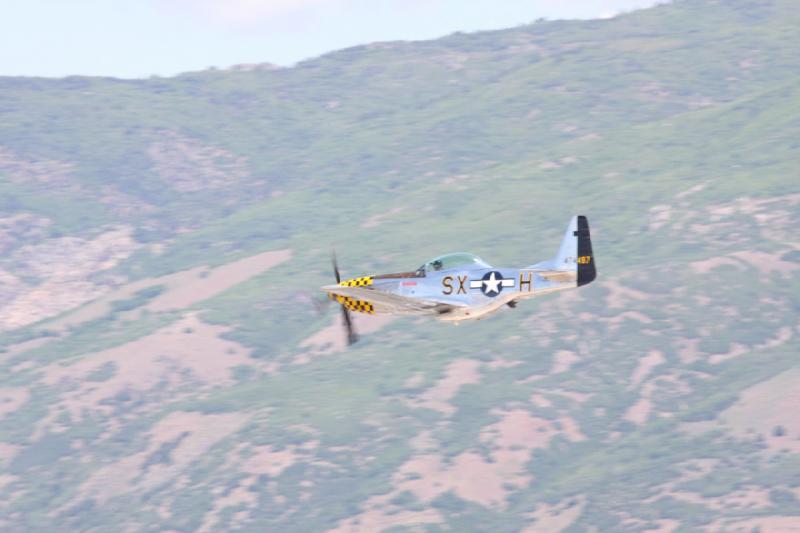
[{"xmin": 442, "ymin": 275, "xmax": 468, "ymax": 295}]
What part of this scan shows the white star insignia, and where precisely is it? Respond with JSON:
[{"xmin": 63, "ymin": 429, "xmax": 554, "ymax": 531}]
[{"xmin": 482, "ymin": 272, "xmax": 502, "ymax": 295}]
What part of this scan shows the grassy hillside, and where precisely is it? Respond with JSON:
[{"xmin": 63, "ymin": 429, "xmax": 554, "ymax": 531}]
[{"xmin": 1, "ymin": 0, "xmax": 799, "ymax": 531}]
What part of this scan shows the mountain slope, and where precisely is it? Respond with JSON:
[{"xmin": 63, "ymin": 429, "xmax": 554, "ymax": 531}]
[{"xmin": 1, "ymin": 0, "xmax": 799, "ymax": 531}]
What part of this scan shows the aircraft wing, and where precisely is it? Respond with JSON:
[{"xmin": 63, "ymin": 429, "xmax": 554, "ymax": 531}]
[{"xmin": 321, "ymin": 285, "xmax": 463, "ymax": 315}]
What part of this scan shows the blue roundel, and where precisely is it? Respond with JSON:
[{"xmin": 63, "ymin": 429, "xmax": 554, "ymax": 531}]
[{"xmin": 480, "ymin": 271, "xmax": 505, "ymax": 297}]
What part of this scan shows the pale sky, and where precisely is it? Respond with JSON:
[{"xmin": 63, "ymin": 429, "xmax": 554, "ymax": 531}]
[{"xmin": 0, "ymin": 0, "xmax": 665, "ymax": 79}]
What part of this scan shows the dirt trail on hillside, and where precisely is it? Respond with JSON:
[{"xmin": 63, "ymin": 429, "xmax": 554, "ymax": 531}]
[{"xmin": 50, "ymin": 249, "xmax": 291, "ymax": 330}]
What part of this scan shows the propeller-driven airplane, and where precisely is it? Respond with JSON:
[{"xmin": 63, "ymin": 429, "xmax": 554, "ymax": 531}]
[{"xmin": 323, "ymin": 215, "xmax": 596, "ymax": 344}]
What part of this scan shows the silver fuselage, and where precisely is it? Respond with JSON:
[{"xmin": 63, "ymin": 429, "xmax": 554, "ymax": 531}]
[{"xmin": 371, "ymin": 265, "xmax": 576, "ymax": 321}]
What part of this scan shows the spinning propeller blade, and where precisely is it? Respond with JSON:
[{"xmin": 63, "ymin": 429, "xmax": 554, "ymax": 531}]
[
  {"xmin": 341, "ymin": 305, "xmax": 358, "ymax": 346},
  {"xmin": 331, "ymin": 250, "xmax": 358, "ymax": 346},
  {"xmin": 332, "ymin": 251, "xmax": 341, "ymax": 284}
]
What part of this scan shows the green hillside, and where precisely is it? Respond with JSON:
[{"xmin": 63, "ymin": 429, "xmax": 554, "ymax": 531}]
[{"xmin": 1, "ymin": 0, "xmax": 799, "ymax": 531}]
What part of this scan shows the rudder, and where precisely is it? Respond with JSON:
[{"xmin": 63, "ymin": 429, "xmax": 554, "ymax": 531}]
[{"xmin": 575, "ymin": 215, "xmax": 596, "ymax": 286}]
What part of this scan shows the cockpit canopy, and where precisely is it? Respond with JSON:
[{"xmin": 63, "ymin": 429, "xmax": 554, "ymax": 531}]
[{"xmin": 418, "ymin": 253, "xmax": 490, "ymax": 273}]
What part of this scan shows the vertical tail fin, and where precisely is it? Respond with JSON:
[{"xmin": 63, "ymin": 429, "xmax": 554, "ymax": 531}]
[
  {"xmin": 528, "ymin": 215, "xmax": 596, "ymax": 286},
  {"xmin": 553, "ymin": 215, "xmax": 579, "ymax": 268}
]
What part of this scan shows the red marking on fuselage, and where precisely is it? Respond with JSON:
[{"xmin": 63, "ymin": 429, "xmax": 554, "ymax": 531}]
[{"xmin": 402, "ymin": 281, "xmax": 417, "ymax": 286}]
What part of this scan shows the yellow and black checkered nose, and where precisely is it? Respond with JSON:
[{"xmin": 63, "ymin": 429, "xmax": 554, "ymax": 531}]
[
  {"xmin": 330, "ymin": 276, "xmax": 374, "ymax": 313},
  {"xmin": 335, "ymin": 295, "xmax": 375, "ymax": 314},
  {"xmin": 339, "ymin": 276, "xmax": 373, "ymax": 287}
]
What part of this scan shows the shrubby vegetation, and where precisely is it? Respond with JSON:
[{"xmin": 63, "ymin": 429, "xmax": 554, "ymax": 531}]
[{"xmin": 0, "ymin": 0, "xmax": 798, "ymax": 530}]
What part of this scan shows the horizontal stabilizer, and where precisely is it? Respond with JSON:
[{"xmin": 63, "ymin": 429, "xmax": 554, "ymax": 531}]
[{"xmin": 536, "ymin": 270, "xmax": 578, "ymax": 282}]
